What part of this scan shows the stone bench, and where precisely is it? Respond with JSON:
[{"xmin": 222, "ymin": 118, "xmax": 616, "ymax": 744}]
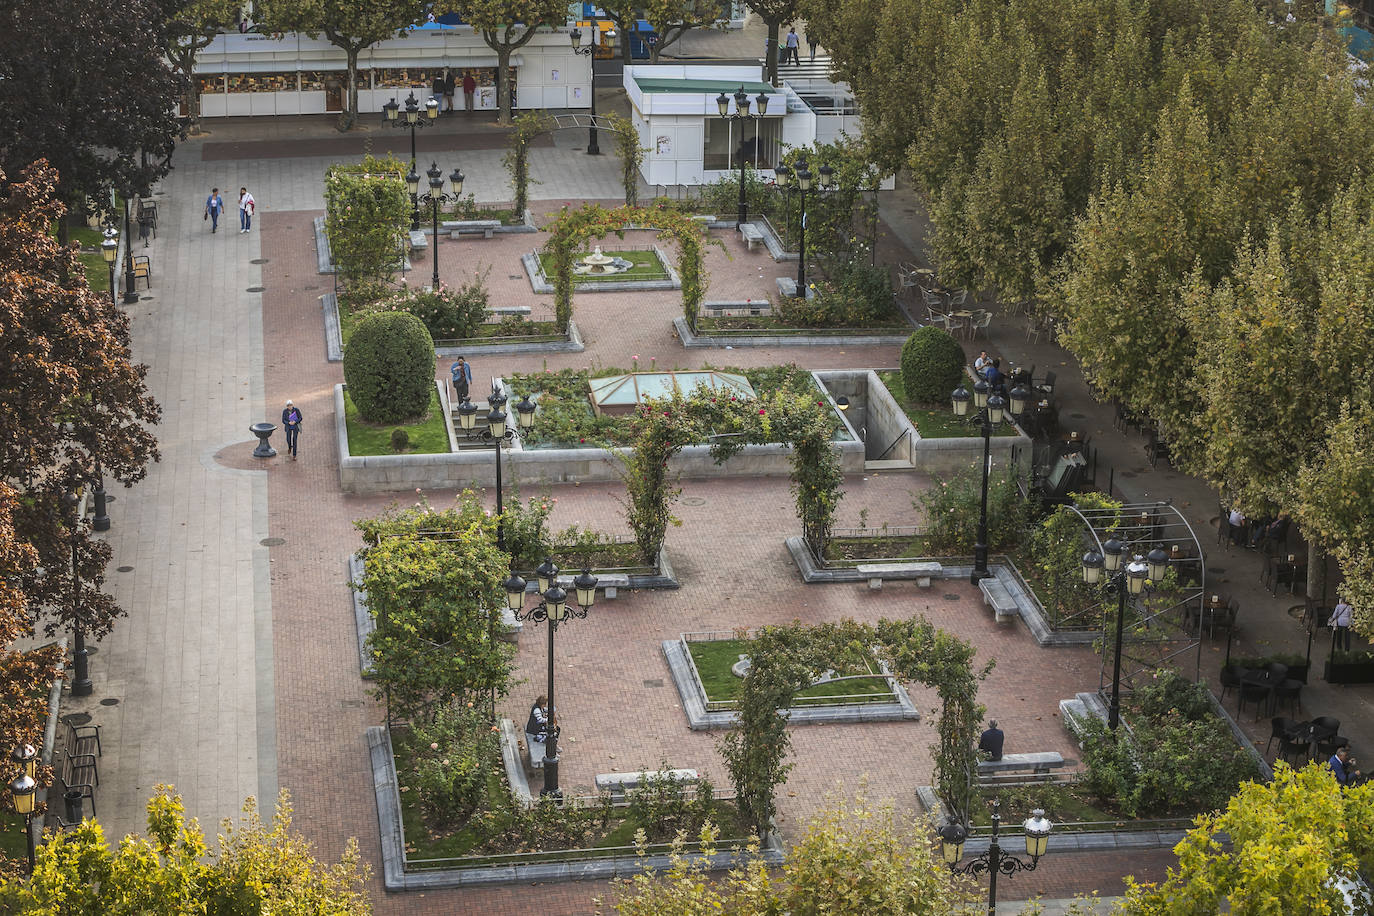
[
  {"xmin": 489, "ymin": 305, "xmax": 532, "ymax": 318},
  {"xmin": 595, "ymin": 768, "xmax": 699, "ymax": 798},
  {"xmin": 555, "ymin": 572, "xmax": 630, "ymax": 599},
  {"xmin": 444, "ymin": 219, "xmax": 502, "ymax": 239},
  {"xmin": 977, "ymin": 751, "xmax": 1067, "ymax": 787},
  {"xmin": 408, "ymin": 229, "xmax": 428, "ymax": 251},
  {"xmin": 739, "ymin": 222, "xmax": 764, "ymax": 251},
  {"xmin": 979, "ymin": 578, "xmax": 1020, "ymax": 623},
  {"xmin": 498, "ymin": 719, "xmax": 535, "ymax": 806},
  {"xmin": 856, "ymin": 561, "xmax": 943, "ymax": 590},
  {"xmin": 703, "ymin": 301, "xmax": 771, "ymax": 318}
]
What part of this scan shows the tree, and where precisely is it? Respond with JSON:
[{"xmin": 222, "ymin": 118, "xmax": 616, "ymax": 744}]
[
  {"xmin": 0, "ymin": 787, "xmax": 372, "ymax": 913},
  {"xmin": 0, "ymin": 163, "xmax": 161, "ymax": 643},
  {"xmin": 437, "ymin": 0, "xmax": 568, "ymax": 123},
  {"xmin": 747, "ymin": 0, "xmax": 799, "ymax": 86},
  {"xmin": 503, "ymin": 112, "xmax": 553, "ymax": 216},
  {"xmin": 0, "ymin": 0, "xmax": 182, "ymax": 232},
  {"xmin": 163, "ymin": 0, "xmax": 241, "ymax": 134},
  {"xmin": 642, "ymin": 0, "xmax": 726, "ymax": 63},
  {"xmin": 255, "ymin": 0, "xmax": 427, "ymax": 130},
  {"xmin": 605, "ymin": 112, "xmax": 648, "ymax": 206},
  {"xmin": 354, "ymin": 497, "xmax": 514, "ymax": 722},
  {"xmin": 603, "ymin": 795, "xmax": 978, "ymax": 915},
  {"xmin": 1117, "ymin": 763, "xmax": 1374, "ymax": 915}
]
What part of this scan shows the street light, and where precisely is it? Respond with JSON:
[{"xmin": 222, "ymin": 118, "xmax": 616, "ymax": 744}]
[
  {"xmin": 952, "ymin": 379, "xmax": 1029, "ymax": 584},
  {"xmin": 940, "ymin": 801, "xmax": 1052, "ymax": 916},
  {"xmin": 773, "ymin": 158, "xmax": 835, "ymax": 297},
  {"xmin": 715, "ymin": 86, "xmax": 771, "ymax": 225},
  {"xmin": 383, "ymin": 91, "xmax": 441, "ymax": 230},
  {"xmin": 570, "ymin": 28, "xmax": 601, "ymax": 156},
  {"xmin": 411, "ymin": 162, "xmax": 465, "ymax": 291},
  {"xmin": 120, "ymin": 198, "xmax": 138, "ymax": 304},
  {"xmin": 505, "ymin": 560, "xmax": 597, "ymax": 797},
  {"xmin": 1082, "ymin": 542, "xmax": 1167, "ymax": 729},
  {"xmin": 9, "ymin": 743, "xmax": 38, "ymax": 873},
  {"xmin": 100, "ymin": 229, "xmax": 118, "ymax": 306},
  {"xmin": 61, "ymin": 493, "xmax": 94, "ymax": 697}
]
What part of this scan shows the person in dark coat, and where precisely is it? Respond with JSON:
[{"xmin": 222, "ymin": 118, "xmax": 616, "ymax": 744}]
[
  {"xmin": 979, "ymin": 720, "xmax": 1005, "ymax": 761},
  {"xmin": 281, "ymin": 399, "xmax": 302, "ymax": 460},
  {"xmin": 525, "ymin": 695, "xmax": 553, "ymax": 742}
]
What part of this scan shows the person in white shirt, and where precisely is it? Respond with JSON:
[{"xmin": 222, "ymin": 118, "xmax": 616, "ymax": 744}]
[
  {"xmin": 974, "ymin": 350, "xmax": 992, "ymax": 378},
  {"xmin": 1332, "ymin": 599, "xmax": 1354, "ymax": 652},
  {"xmin": 238, "ymin": 187, "xmax": 256, "ymax": 233}
]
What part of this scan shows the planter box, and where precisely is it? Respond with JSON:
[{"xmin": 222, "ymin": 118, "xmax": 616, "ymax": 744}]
[{"xmin": 1324, "ymin": 660, "xmax": 1374, "ymax": 684}]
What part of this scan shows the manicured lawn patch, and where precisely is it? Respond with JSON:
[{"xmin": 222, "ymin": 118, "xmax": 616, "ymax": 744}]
[
  {"xmin": 687, "ymin": 638, "xmax": 895, "ymax": 707},
  {"xmin": 537, "ymin": 250, "xmax": 669, "ymax": 284},
  {"xmin": 79, "ymin": 252, "xmax": 111, "ymax": 292},
  {"xmin": 344, "ymin": 389, "xmax": 449, "ymax": 455},
  {"xmin": 879, "ymin": 371, "xmax": 1019, "ymax": 438}
]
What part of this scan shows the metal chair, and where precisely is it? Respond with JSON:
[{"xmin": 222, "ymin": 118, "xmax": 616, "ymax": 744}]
[
  {"xmin": 1313, "ymin": 716, "xmax": 1342, "ymax": 735},
  {"xmin": 1267, "ymin": 716, "xmax": 1298, "ymax": 757},
  {"xmin": 1219, "ymin": 663, "xmax": 1243, "ymax": 701},
  {"xmin": 1316, "ymin": 734, "xmax": 1350, "ymax": 760},
  {"xmin": 1274, "ymin": 678, "xmax": 1304, "ymax": 716},
  {"xmin": 1035, "ymin": 370, "xmax": 1056, "ymax": 398},
  {"xmin": 967, "ymin": 309, "xmax": 993, "ymax": 340},
  {"xmin": 1279, "ymin": 735, "xmax": 1312, "ymax": 765}
]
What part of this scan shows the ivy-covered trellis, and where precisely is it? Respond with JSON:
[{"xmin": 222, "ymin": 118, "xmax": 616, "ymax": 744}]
[
  {"xmin": 542, "ymin": 203, "xmax": 719, "ymax": 333},
  {"xmin": 618, "ymin": 388, "xmax": 845, "ymax": 565},
  {"xmin": 719, "ymin": 618, "xmax": 989, "ymax": 834}
]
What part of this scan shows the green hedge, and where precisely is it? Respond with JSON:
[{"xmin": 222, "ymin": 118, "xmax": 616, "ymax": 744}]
[
  {"xmin": 900, "ymin": 326, "xmax": 965, "ymax": 405},
  {"xmin": 342, "ymin": 311, "xmax": 435, "ymax": 423}
]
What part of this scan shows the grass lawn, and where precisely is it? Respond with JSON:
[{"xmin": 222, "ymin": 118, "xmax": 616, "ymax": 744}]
[
  {"xmin": 0, "ymin": 811, "xmax": 30, "ymax": 861},
  {"xmin": 393, "ymin": 731, "xmax": 751, "ymax": 866},
  {"xmin": 537, "ymin": 250, "xmax": 670, "ymax": 284},
  {"xmin": 878, "ymin": 371, "xmax": 1019, "ymax": 438},
  {"xmin": 79, "ymin": 252, "xmax": 112, "ymax": 293},
  {"xmin": 687, "ymin": 638, "xmax": 895, "ymax": 707},
  {"xmin": 343, "ymin": 389, "xmax": 450, "ymax": 456}
]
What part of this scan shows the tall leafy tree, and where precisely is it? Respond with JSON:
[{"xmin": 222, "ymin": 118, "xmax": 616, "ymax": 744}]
[
  {"xmin": 0, "ymin": 163, "xmax": 161, "ymax": 642},
  {"xmin": 0, "ymin": 788, "xmax": 372, "ymax": 913},
  {"xmin": 642, "ymin": 0, "xmax": 726, "ymax": 62},
  {"xmin": 437, "ymin": 0, "xmax": 568, "ymax": 123},
  {"xmin": 746, "ymin": 0, "xmax": 799, "ymax": 85},
  {"xmin": 0, "ymin": 0, "xmax": 182, "ymax": 234},
  {"xmin": 163, "ymin": 0, "xmax": 241, "ymax": 134},
  {"xmin": 255, "ymin": 0, "xmax": 427, "ymax": 130}
]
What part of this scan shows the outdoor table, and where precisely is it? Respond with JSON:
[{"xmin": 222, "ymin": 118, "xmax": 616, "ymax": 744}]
[
  {"xmin": 1195, "ymin": 593, "xmax": 1234, "ymax": 638},
  {"xmin": 1284, "ymin": 720, "xmax": 1337, "ymax": 758},
  {"xmin": 1239, "ymin": 667, "xmax": 1283, "ymax": 718},
  {"xmin": 1168, "ymin": 545, "xmax": 1202, "ymax": 586}
]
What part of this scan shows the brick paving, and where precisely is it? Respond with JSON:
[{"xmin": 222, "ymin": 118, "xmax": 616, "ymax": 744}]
[{"xmin": 256, "ymin": 209, "xmax": 1181, "ymax": 913}]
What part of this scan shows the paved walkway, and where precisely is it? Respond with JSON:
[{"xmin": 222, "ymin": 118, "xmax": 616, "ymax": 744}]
[{"xmin": 57, "ymin": 95, "xmax": 1373, "ymax": 915}]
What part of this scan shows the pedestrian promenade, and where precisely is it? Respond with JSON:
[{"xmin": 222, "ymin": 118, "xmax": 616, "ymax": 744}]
[{"xmin": 56, "ymin": 104, "xmax": 1371, "ymax": 915}]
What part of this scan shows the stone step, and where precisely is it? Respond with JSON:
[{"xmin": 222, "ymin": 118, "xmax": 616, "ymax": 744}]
[{"xmin": 864, "ymin": 459, "xmax": 912, "ymax": 471}]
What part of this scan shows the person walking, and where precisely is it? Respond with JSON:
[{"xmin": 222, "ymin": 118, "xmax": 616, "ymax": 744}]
[
  {"xmin": 204, "ymin": 188, "xmax": 224, "ymax": 233},
  {"xmin": 238, "ymin": 187, "xmax": 255, "ymax": 233},
  {"xmin": 807, "ymin": 29, "xmax": 820, "ymax": 61},
  {"xmin": 784, "ymin": 27, "xmax": 800, "ymax": 65},
  {"xmin": 450, "ymin": 356, "xmax": 473, "ymax": 403},
  {"xmin": 463, "ymin": 72, "xmax": 476, "ymax": 114},
  {"xmin": 1332, "ymin": 598, "xmax": 1354, "ymax": 652},
  {"xmin": 281, "ymin": 399, "xmax": 302, "ymax": 460},
  {"xmin": 442, "ymin": 68, "xmax": 456, "ymax": 113}
]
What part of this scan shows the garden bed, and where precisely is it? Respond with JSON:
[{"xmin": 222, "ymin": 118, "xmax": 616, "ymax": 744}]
[
  {"xmin": 877, "ymin": 371, "xmax": 1020, "ymax": 438},
  {"xmin": 1325, "ymin": 652, "xmax": 1374, "ymax": 684},
  {"xmin": 686, "ymin": 637, "xmax": 897, "ymax": 708},
  {"xmin": 535, "ymin": 249, "xmax": 671, "ymax": 284},
  {"xmin": 343, "ymin": 388, "xmax": 450, "ymax": 456},
  {"xmin": 694, "ymin": 315, "xmax": 911, "ymax": 334}
]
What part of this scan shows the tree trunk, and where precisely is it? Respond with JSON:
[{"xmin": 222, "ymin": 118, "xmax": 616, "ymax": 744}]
[
  {"xmin": 765, "ymin": 21, "xmax": 780, "ymax": 85},
  {"xmin": 1308, "ymin": 540, "xmax": 1325, "ymax": 605},
  {"xmin": 183, "ymin": 83, "xmax": 203, "ymax": 136},
  {"xmin": 496, "ymin": 49, "xmax": 513, "ymax": 124},
  {"xmin": 620, "ymin": 26, "xmax": 634, "ymax": 64},
  {"xmin": 342, "ymin": 48, "xmax": 360, "ymax": 131}
]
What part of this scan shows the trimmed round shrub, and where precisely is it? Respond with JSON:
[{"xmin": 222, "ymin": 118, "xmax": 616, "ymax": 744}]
[
  {"xmin": 900, "ymin": 326, "xmax": 966, "ymax": 405},
  {"xmin": 343, "ymin": 311, "xmax": 435, "ymax": 423},
  {"xmin": 389, "ymin": 428, "xmax": 410, "ymax": 452}
]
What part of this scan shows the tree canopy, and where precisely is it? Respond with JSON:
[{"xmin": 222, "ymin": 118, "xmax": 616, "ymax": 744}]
[{"xmin": 435, "ymin": 0, "xmax": 568, "ymax": 123}]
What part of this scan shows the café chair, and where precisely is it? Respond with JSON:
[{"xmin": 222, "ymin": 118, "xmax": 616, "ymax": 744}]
[
  {"xmin": 1316, "ymin": 734, "xmax": 1350, "ymax": 760},
  {"xmin": 1218, "ymin": 663, "xmax": 1243, "ymax": 701},
  {"xmin": 1275, "ymin": 677, "xmax": 1304, "ymax": 716},
  {"xmin": 1279, "ymin": 734, "xmax": 1313, "ymax": 765},
  {"xmin": 1267, "ymin": 716, "xmax": 1298, "ymax": 757},
  {"xmin": 1313, "ymin": 716, "xmax": 1342, "ymax": 735}
]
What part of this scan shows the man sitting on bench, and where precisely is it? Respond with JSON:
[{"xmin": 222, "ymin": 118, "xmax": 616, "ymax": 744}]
[{"xmin": 979, "ymin": 719, "xmax": 1005, "ymax": 762}]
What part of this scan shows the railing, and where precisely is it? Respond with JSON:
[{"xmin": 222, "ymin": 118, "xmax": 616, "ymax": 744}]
[{"xmin": 964, "ymin": 816, "xmax": 1193, "ymax": 838}]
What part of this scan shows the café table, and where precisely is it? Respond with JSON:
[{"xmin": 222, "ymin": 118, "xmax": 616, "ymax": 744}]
[
  {"xmin": 1239, "ymin": 667, "xmax": 1284, "ymax": 719},
  {"xmin": 1167, "ymin": 545, "xmax": 1202, "ymax": 587},
  {"xmin": 1197, "ymin": 594, "xmax": 1233, "ymax": 638},
  {"xmin": 1272, "ymin": 555, "xmax": 1308, "ymax": 596},
  {"xmin": 1284, "ymin": 719, "xmax": 1338, "ymax": 759}
]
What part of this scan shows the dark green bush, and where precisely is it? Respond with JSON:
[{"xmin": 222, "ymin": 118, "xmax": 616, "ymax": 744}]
[
  {"xmin": 381, "ymin": 270, "xmax": 490, "ymax": 340},
  {"xmin": 343, "ymin": 311, "xmax": 435, "ymax": 423},
  {"xmin": 900, "ymin": 327, "xmax": 966, "ymax": 404},
  {"xmin": 389, "ymin": 428, "xmax": 410, "ymax": 452},
  {"xmin": 776, "ymin": 260, "xmax": 897, "ymax": 328}
]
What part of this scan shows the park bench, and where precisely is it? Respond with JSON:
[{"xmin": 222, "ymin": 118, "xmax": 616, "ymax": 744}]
[
  {"xmin": 489, "ymin": 305, "xmax": 532, "ymax": 318},
  {"xmin": 407, "ymin": 229, "xmax": 428, "ymax": 251},
  {"xmin": 738, "ymin": 222, "xmax": 764, "ymax": 251},
  {"xmin": 979, "ymin": 578, "xmax": 1020, "ymax": 623},
  {"xmin": 445, "ymin": 219, "xmax": 502, "ymax": 239},
  {"xmin": 856, "ymin": 561, "xmax": 943, "ymax": 590},
  {"xmin": 595, "ymin": 768, "xmax": 699, "ymax": 799},
  {"xmin": 702, "ymin": 301, "xmax": 771, "ymax": 318},
  {"xmin": 57, "ymin": 747, "xmax": 99, "ymax": 816},
  {"xmin": 66, "ymin": 719, "xmax": 102, "ymax": 759},
  {"xmin": 977, "ymin": 751, "xmax": 1067, "ymax": 788},
  {"xmin": 132, "ymin": 255, "xmax": 151, "ymax": 289},
  {"xmin": 556, "ymin": 572, "xmax": 630, "ymax": 600}
]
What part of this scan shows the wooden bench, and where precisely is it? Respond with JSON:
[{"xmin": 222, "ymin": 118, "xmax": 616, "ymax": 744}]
[
  {"xmin": 595, "ymin": 768, "xmax": 699, "ymax": 798},
  {"xmin": 131, "ymin": 255, "xmax": 151, "ymax": 289},
  {"xmin": 446, "ymin": 219, "xmax": 502, "ymax": 239},
  {"xmin": 555, "ymin": 572, "xmax": 630, "ymax": 599},
  {"xmin": 66, "ymin": 719, "xmax": 102, "ymax": 759},
  {"xmin": 856, "ymin": 561, "xmax": 942, "ymax": 590},
  {"xmin": 979, "ymin": 578, "xmax": 1020, "ymax": 623},
  {"xmin": 977, "ymin": 751, "xmax": 1067, "ymax": 788},
  {"xmin": 738, "ymin": 222, "xmax": 764, "ymax": 251},
  {"xmin": 407, "ymin": 229, "xmax": 428, "ymax": 251},
  {"xmin": 489, "ymin": 305, "xmax": 532, "ymax": 318},
  {"xmin": 58, "ymin": 748, "xmax": 99, "ymax": 816}
]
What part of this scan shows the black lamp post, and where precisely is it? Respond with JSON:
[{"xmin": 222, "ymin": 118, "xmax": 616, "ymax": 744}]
[
  {"xmin": 101, "ymin": 229, "xmax": 118, "ymax": 306},
  {"xmin": 570, "ymin": 28, "xmax": 601, "ymax": 155},
  {"xmin": 952, "ymin": 380, "xmax": 1029, "ymax": 584},
  {"xmin": 715, "ymin": 86, "xmax": 771, "ymax": 226},
  {"xmin": 455, "ymin": 385, "xmax": 537, "ymax": 554},
  {"xmin": 62, "ymin": 493, "xmax": 93, "ymax": 697},
  {"xmin": 383, "ymin": 91, "xmax": 441, "ymax": 230},
  {"xmin": 8, "ymin": 744, "xmax": 38, "ymax": 874},
  {"xmin": 411, "ymin": 162, "xmax": 465, "ymax": 291},
  {"xmin": 773, "ymin": 158, "xmax": 834, "ymax": 297},
  {"xmin": 1082, "ymin": 542, "xmax": 1167, "ymax": 729},
  {"xmin": 91, "ymin": 459, "xmax": 110, "ymax": 533},
  {"xmin": 505, "ymin": 560, "xmax": 597, "ymax": 797},
  {"xmin": 940, "ymin": 801, "xmax": 1052, "ymax": 916},
  {"xmin": 121, "ymin": 199, "xmax": 138, "ymax": 304}
]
